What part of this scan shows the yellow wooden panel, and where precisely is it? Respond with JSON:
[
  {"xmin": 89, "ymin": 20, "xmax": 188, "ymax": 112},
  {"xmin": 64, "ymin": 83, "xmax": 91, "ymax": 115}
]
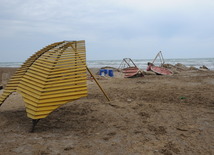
[
  {"xmin": 40, "ymin": 89, "xmax": 87, "ymax": 99},
  {"xmin": 21, "ymin": 78, "xmax": 45, "ymax": 88},
  {"xmin": 25, "ymin": 72, "xmax": 48, "ymax": 82},
  {"xmin": 23, "ymin": 75, "xmax": 46, "ymax": 85},
  {"xmin": 33, "ymin": 62, "xmax": 54, "ymax": 69},
  {"xmin": 24, "ymin": 98, "xmax": 75, "ymax": 107},
  {"xmin": 46, "ymin": 76, "xmax": 86, "ymax": 85},
  {"xmin": 45, "ymin": 84, "xmax": 87, "ymax": 92},
  {"xmin": 18, "ymin": 81, "xmax": 44, "ymax": 92},
  {"xmin": 18, "ymin": 86, "xmax": 42, "ymax": 96},
  {"xmin": 39, "ymin": 92, "xmax": 87, "ymax": 103},
  {"xmin": 44, "ymin": 79, "xmax": 86, "ymax": 88},
  {"xmin": 26, "ymin": 113, "xmax": 50, "ymax": 119},
  {"xmin": 18, "ymin": 87, "xmax": 41, "ymax": 99},
  {"xmin": 47, "ymin": 68, "xmax": 86, "ymax": 78},
  {"xmin": 42, "ymin": 86, "xmax": 87, "ymax": 95},
  {"xmin": 25, "ymin": 103, "xmax": 60, "ymax": 111},
  {"xmin": 26, "ymin": 108, "xmax": 53, "ymax": 115},
  {"xmin": 0, "ymin": 41, "xmax": 88, "ymax": 120},
  {"xmin": 28, "ymin": 70, "xmax": 49, "ymax": 78},
  {"xmin": 30, "ymin": 64, "xmax": 52, "ymax": 72},
  {"xmin": 44, "ymin": 74, "xmax": 86, "ymax": 83}
]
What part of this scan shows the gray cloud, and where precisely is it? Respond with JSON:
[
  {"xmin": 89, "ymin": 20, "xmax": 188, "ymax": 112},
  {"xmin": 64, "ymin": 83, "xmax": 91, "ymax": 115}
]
[{"xmin": 0, "ymin": 0, "xmax": 214, "ymax": 61}]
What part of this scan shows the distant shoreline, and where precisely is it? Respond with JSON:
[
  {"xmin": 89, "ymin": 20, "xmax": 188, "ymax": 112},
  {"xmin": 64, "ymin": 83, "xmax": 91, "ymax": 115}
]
[{"xmin": 0, "ymin": 57, "xmax": 213, "ymax": 70}]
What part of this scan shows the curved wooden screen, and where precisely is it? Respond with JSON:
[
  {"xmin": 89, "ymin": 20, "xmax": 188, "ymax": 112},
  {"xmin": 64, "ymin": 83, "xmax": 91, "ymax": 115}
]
[{"xmin": 0, "ymin": 41, "xmax": 88, "ymax": 119}]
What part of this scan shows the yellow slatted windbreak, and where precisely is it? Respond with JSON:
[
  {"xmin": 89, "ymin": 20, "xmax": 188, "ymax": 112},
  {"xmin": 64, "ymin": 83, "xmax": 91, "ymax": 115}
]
[{"xmin": 0, "ymin": 41, "xmax": 88, "ymax": 119}]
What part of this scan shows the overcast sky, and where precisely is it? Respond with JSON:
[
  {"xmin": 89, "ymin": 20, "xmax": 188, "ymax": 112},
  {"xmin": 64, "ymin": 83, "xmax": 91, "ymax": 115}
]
[{"xmin": 0, "ymin": 0, "xmax": 214, "ymax": 61}]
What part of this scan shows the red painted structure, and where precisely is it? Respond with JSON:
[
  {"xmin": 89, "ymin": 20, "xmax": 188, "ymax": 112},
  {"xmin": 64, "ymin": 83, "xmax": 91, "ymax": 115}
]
[
  {"xmin": 122, "ymin": 67, "xmax": 143, "ymax": 78},
  {"xmin": 151, "ymin": 66, "xmax": 173, "ymax": 75}
]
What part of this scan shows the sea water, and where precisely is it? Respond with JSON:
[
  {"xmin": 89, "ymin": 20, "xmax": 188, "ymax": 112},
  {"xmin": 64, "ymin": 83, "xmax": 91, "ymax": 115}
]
[
  {"xmin": 0, "ymin": 58, "xmax": 213, "ymax": 70},
  {"xmin": 87, "ymin": 58, "xmax": 214, "ymax": 70}
]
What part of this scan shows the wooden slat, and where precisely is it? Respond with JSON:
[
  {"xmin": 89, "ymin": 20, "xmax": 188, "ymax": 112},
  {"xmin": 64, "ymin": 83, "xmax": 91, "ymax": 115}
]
[{"xmin": 0, "ymin": 41, "xmax": 88, "ymax": 120}]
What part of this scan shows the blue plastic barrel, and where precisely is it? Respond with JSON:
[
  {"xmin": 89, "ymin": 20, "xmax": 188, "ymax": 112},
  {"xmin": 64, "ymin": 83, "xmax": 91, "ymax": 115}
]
[
  {"xmin": 104, "ymin": 69, "xmax": 108, "ymax": 74},
  {"xmin": 108, "ymin": 70, "xmax": 114, "ymax": 77},
  {"xmin": 99, "ymin": 69, "xmax": 105, "ymax": 76}
]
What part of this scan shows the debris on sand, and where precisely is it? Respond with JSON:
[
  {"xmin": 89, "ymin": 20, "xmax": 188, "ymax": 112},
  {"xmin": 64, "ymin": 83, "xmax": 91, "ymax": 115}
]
[
  {"xmin": 146, "ymin": 62, "xmax": 173, "ymax": 75},
  {"xmin": 145, "ymin": 62, "xmax": 211, "ymax": 75},
  {"xmin": 143, "ymin": 70, "xmax": 157, "ymax": 75},
  {"xmin": 122, "ymin": 67, "xmax": 144, "ymax": 78},
  {"xmin": 118, "ymin": 58, "xmax": 144, "ymax": 78},
  {"xmin": 200, "ymin": 65, "xmax": 209, "ymax": 70},
  {"xmin": 174, "ymin": 63, "xmax": 189, "ymax": 71},
  {"xmin": 189, "ymin": 66, "xmax": 199, "ymax": 70}
]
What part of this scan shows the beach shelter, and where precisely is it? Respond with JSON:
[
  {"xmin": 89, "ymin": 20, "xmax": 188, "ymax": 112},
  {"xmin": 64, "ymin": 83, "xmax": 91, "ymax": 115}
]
[
  {"xmin": 0, "ymin": 40, "xmax": 109, "ymax": 130},
  {"xmin": 152, "ymin": 51, "xmax": 165, "ymax": 66},
  {"xmin": 118, "ymin": 58, "xmax": 143, "ymax": 78}
]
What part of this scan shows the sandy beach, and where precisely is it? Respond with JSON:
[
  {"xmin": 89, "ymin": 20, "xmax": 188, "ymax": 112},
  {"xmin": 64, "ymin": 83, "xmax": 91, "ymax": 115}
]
[{"xmin": 0, "ymin": 67, "xmax": 214, "ymax": 154}]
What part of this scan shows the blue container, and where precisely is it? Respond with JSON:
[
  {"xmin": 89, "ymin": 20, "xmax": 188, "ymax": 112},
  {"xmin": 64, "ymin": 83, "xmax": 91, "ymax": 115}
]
[
  {"xmin": 99, "ymin": 69, "xmax": 106, "ymax": 76},
  {"xmin": 103, "ymin": 69, "xmax": 108, "ymax": 74},
  {"xmin": 108, "ymin": 70, "xmax": 114, "ymax": 77}
]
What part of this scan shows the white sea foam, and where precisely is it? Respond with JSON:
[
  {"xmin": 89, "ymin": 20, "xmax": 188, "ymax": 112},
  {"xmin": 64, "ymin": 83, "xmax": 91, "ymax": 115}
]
[
  {"xmin": 87, "ymin": 58, "xmax": 214, "ymax": 70},
  {"xmin": 0, "ymin": 58, "xmax": 213, "ymax": 70},
  {"xmin": 0, "ymin": 62, "xmax": 22, "ymax": 68}
]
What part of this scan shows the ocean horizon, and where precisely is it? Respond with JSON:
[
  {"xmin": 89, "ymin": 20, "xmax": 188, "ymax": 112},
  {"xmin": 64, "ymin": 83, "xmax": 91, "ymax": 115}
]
[{"xmin": 0, "ymin": 58, "xmax": 214, "ymax": 70}]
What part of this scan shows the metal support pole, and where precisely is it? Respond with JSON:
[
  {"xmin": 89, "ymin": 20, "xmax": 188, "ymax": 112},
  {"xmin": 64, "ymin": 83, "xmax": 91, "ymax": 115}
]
[{"xmin": 30, "ymin": 119, "xmax": 40, "ymax": 132}]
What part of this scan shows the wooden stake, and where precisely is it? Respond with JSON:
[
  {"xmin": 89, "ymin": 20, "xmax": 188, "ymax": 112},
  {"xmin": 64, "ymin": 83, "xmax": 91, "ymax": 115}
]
[{"xmin": 86, "ymin": 67, "xmax": 110, "ymax": 102}]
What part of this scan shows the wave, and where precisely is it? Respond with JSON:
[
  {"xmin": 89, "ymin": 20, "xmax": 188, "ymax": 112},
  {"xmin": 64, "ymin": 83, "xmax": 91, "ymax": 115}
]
[
  {"xmin": 87, "ymin": 58, "xmax": 214, "ymax": 70},
  {"xmin": 0, "ymin": 58, "xmax": 213, "ymax": 70}
]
